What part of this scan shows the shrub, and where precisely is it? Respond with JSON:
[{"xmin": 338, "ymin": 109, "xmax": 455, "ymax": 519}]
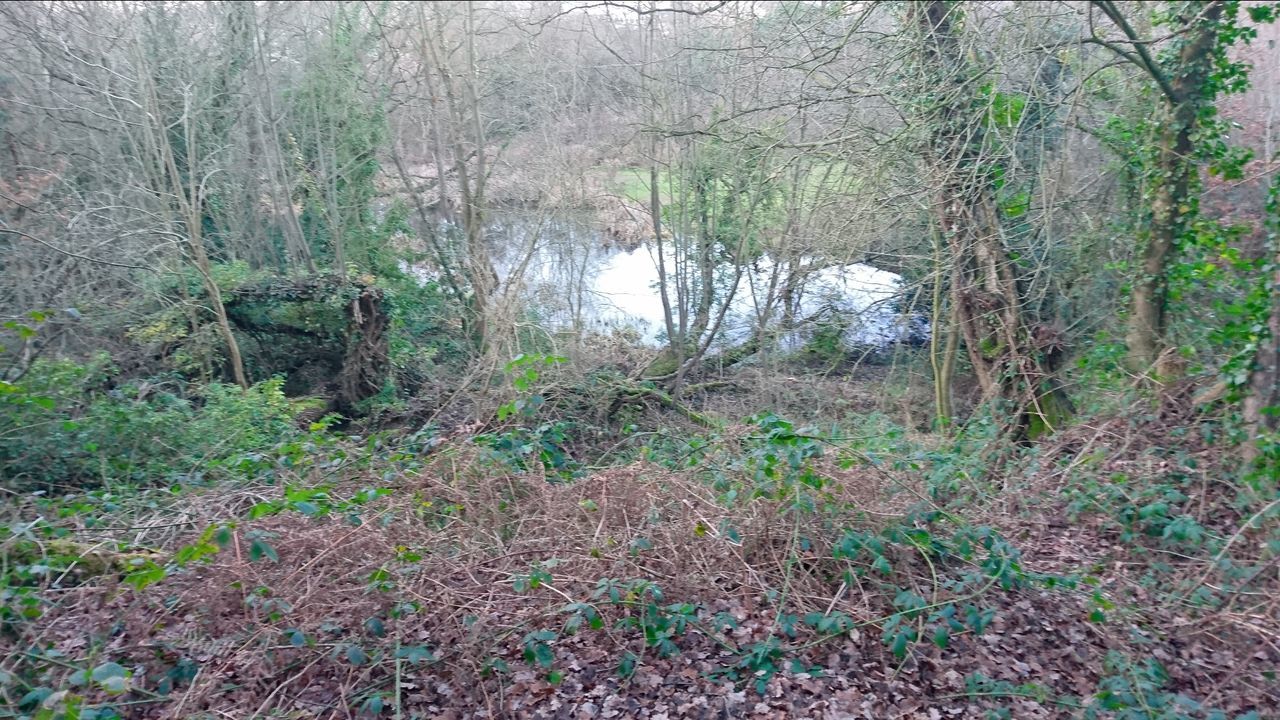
[{"xmin": 0, "ymin": 357, "xmax": 301, "ymax": 490}]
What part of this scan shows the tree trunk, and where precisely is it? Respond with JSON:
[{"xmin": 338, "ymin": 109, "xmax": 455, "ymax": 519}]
[
  {"xmin": 338, "ymin": 285, "xmax": 390, "ymax": 412},
  {"xmin": 646, "ymin": 11, "xmax": 681, "ymax": 375},
  {"xmin": 1243, "ymin": 181, "xmax": 1280, "ymax": 470},
  {"xmin": 931, "ymin": 226, "xmax": 957, "ymax": 431},
  {"xmin": 424, "ymin": 4, "xmax": 495, "ymax": 350},
  {"xmin": 187, "ymin": 224, "xmax": 249, "ymax": 390},
  {"xmin": 130, "ymin": 31, "xmax": 250, "ymax": 390},
  {"xmin": 1122, "ymin": 1, "xmax": 1223, "ymax": 377},
  {"xmin": 915, "ymin": 0, "xmax": 1071, "ymax": 439}
]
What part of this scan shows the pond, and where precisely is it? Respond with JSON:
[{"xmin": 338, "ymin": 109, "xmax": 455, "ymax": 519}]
[{"xmin": 411, "ymin": 213, "xmax": 925, "ymax": 351}]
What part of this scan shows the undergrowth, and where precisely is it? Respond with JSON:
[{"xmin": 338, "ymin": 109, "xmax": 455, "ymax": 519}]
[
  {"xmin": 1, "ymin": 356, "xmax": 1276, "ymax": 719},
  {"xmin": 1, "ymin": 357, "xmax": 306, "ymax": 490}
]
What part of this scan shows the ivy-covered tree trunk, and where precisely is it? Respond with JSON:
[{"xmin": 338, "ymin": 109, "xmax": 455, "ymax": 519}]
[
  {"xmin": 1118, "ymin": 1, "xmax": 1225, "ymax": 377},
  {"xmin": 914, "ymin": 0, "xmax": 1072, "ymax": 439},
  {"xmin": 1243, "ymin": 180, "xmax": 1280, "ymax": 470}
]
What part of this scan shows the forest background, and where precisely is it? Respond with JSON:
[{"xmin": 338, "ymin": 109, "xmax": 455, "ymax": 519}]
[{"xmin": 2, "ymin": 2, "xmax": 1280, "ymax": 718}]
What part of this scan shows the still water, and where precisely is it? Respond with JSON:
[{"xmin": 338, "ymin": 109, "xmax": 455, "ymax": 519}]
[{"xmin": 411, "ymin": 214, "xmax": 921, "ymax": 350}]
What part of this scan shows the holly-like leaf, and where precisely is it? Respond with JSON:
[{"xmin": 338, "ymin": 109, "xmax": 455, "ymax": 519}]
[
  {"xmin": 395, "ymin": 645, "xmax": 436, "ymax": 666},
  {"xmin": 345, "ymin": 644, "xmax": 369, "ymax": 666},
  {"xmin": 249, "ymin": 539, "xmax": 278, "ymax": 563}
]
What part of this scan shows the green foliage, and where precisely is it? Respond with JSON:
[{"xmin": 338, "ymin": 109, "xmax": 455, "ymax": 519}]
[
  {"xmin": 730, "ymin": 413, "xmax": 827, "ymax": 508},
  {"xmin": 0, "ymin": 358, "xmax": 302, "ymax": 490},
  {"xmin": 663, "ymin": 136, "xmax": 786, "ymax": 261},
  {"xmin": 1097, "ymin": 1, "xmax": 1276, "ymax": 371},
  {"xmin": 1063, "ymin": 463, "xmax": 1214, "ymax": 549},
  {"xmin": 477, "ymin": 354, "xmax": 579, "ymax": 478},
  {"xmin": 715, "ymin": 635, "xmax": 786, "ymax": 695},
  {"xmin": 798, "ymin": 317, "xmax": 850, "ymax": 368},
  {"xmin": 638, "ymin": 412, "xmax": 1037, "ymax": 682},
  {"xmin": 1214, "ymin": 177, "xmax": 1280, "ymax": 486},
  {"xmin": 0, "ymin": 645, "xmax": 200, "ymax": 720},
  {"xmin": 964, "ymin": 652, "xmax": 1263, "ymax": 718},
  {"xmin": 287, "ymin": 5, "xmax": 388, "ymax": 270},
  {"xmin": 1084, "ymin": 651, "xmax": 1258, "ymax": 720},
  {"xmin": 478, "ymin": 420, "xmax": 577, "ymax": 476},
  {"xmin": 380, "ymin": 269, "xmax": 465, "ymax": 392}
]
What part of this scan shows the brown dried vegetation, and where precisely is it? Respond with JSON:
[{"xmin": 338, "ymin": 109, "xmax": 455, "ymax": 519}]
[{"xmin": 9, "ymin": 398, "xmax": 1278, "ymax": 719}]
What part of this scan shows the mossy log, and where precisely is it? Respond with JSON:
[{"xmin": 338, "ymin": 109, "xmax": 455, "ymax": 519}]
[
  {"xmin": 226, "ymin": 275, "xmax": 389, "ymax": 413},
  {"xmin": 603, "ymin": 380, "xmax": 716, "ymax": 427},
  {"xmin": 642, "ymin": 336, "xmax": 762, "ymax": 382}
]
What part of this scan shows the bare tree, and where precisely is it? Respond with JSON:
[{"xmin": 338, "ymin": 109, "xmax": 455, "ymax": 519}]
[{"xmin": 912, "ymin": 1, "xmax": 1072, "ymax": 438}]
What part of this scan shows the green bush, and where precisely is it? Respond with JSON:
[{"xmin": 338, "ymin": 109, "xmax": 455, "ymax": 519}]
[
  {"xmin": 0, "ymin": 357, "xmax": 301, "ymax": 489},
  {"xmin": 798, "ymin": 318, "xmax": 849, "ymax": 367}
]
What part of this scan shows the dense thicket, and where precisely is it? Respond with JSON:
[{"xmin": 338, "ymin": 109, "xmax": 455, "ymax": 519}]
[{"xmin": 1, "ymin": 2, "xmax": 1278, "ymax": 718}]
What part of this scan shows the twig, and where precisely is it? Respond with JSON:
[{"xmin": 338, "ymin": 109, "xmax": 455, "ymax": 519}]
[{"xmin": 250, "ymin": 654, "xmax": 324, "ymax": 718}]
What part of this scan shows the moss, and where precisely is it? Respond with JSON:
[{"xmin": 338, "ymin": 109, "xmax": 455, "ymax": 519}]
[
  {"xmin": 7, "ymin": 539, "xmax": 164, "ymax": 579},
  {"xmin": 1025, "ymin": 383, "xmax": 1074, "ymax": 440},
  {"xmin": 978, "ymin": 337, "xmax": 1004, "ymax": 360},
  {"xmin": 643, "ymin": 350, "xmax": 681, "ymax": 379}
]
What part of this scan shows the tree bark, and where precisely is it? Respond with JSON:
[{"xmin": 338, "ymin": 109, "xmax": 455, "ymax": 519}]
[
  {"xmin": 915, "ymin": 0, "xmax": 1071, "ymax": 439},
  {"xmin": 1113, "ymin": 1, "xmax": 1224, "ymax": 377},
  {"xmin": 931, "ymin": 225, "xmax": 957, "ymax": 431},
  {"xmin": 424, "ymin": 3, "xmax": 496, "ymax": 350},
  {"xmin": 1243, "ymin": 182, "xmax": 1280, "ymax": 470},
  {"xmin": 338, "ymin": 285, "xmax": 389, "ymax": 412},
  {"xmin": 646, "ymin": 9, "xmax": 681, "ymax": 376},
  {"xmin": 142, "ymin": 62, "xmax": 250, "ymax": 390}
]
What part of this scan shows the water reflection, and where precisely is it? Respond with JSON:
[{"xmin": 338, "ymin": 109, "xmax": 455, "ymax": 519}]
[{"xmin": 408, "ymin": 214, "xmax": 925, "ymax": 350}]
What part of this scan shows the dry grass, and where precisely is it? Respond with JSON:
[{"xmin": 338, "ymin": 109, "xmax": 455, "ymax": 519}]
[
  {"xmin": 13, "ymin": 445, "xmax": 926, "ymax": 717},
  {"xmin": 5, "ymin": 399, "xmax": 1278, "ymax": 718}
]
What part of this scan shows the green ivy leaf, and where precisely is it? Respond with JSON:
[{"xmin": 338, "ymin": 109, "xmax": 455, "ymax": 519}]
[
  {"xmin": 124, "ymin": 560, "xmax": 167, "ymax": 590},
  {"xmin": 531, "ymin": 643, "xmax": 554, "ymax": 669},
  {"xmin": 617, "ymin": 652, "xmax": 638, "ymax": 679},
  {"xmin": 933, "ymin": 625, "xmax": 950, "ymax": 649},
  {"xmin": 19, "ymin": 687, "xmax": 53, "ymax": 709},
  {"xmin": 871, "ymin": 555, "xmax": 892, "ymax": 574},
  {"xmin": 890, "ymin": 629, "xmax": 912, "ymax": 659},
  {"xmin": 248, "ymin": 502, "xmax": 281, "ymax": 520}
]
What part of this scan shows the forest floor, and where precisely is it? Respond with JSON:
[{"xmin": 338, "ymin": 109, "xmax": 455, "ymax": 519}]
[{"xmin": 6, "ymin": 391, "xmax": 1278, "ymax": 719}]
